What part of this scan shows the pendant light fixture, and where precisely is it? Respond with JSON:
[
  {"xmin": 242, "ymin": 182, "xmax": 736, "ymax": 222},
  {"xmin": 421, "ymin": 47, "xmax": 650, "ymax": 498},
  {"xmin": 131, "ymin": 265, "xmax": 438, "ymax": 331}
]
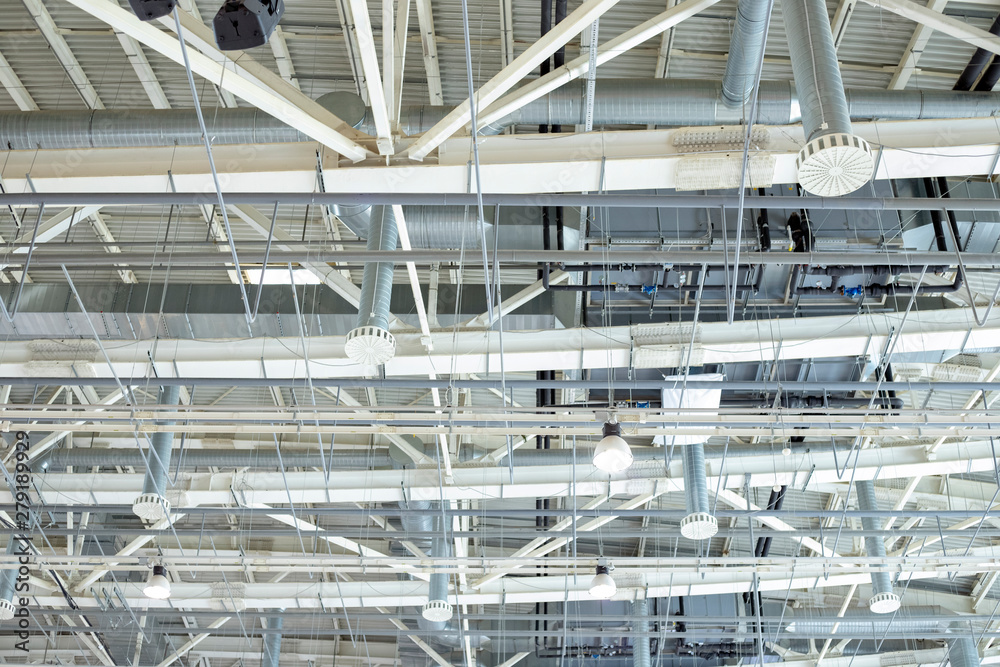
[
  {"xmin": 589, "ymin": 563, "xmax": 617, "ymax": 599},
  {"xmin": 143, "ymin": 564, "xmax": 171, "ymax": 600},
  {"xmin": 593, "ymin": 421, "xmax": 633, "ymax": 472}
]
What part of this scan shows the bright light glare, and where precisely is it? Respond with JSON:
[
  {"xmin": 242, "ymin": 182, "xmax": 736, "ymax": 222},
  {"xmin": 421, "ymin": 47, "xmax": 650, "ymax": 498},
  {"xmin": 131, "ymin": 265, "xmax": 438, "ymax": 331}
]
[{"xmin": 244, "ymin": 268, "xmax": 322, "ymax": 285}]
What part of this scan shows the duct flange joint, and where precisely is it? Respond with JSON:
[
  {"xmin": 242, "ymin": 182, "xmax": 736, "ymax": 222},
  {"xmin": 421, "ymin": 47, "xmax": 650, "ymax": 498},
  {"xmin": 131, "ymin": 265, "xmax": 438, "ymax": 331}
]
[
  {"xmin": 133, "ymin": 493, "xmax": 170, "ymax": 521},
  {"xmin": 796, "ymin": 133, "xmax": 874, "ymax": 197},
  {"xmin": 345, "ymin": 326, "xmax": 396, "ymax": 365},
  {"xmin": 869, "ymin": 591, "xmax": 901, "ymax": 614},
  {"xmin": 422, "ymin": 598, "xmax": 453, "ymax": 622},
  {"xmin": 680, "ymin": 511, "xmax": 718, "ymax": 540},
  {"xmin": 0, "ymin": 598, "xmax": 14, "ymax": 621}
]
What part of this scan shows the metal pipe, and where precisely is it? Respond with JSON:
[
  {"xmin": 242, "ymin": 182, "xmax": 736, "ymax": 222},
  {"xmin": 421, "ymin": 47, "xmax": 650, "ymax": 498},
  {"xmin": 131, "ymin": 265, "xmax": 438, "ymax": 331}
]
[
  {"xmin": 36, "ymin": 447, "xmax": 393, "ymax": 470},
  {"xmin": 422, "ymin": 510, "xmax": 454, "ymax": 627},
  {"xmin": 784, "ymin": 606, "xmax": 943, "ymax": 634},
  {"xmin": 7, "ymin": 83, "xmax": 1000, "ymax": 150},
  {"xmin": 262, "ymin": 614, "xmax": 283, "ymax": 667},
  {"xmin": 855, "ymin": 480, "xmax": 900, "ymax": 613},
  {"xmin": 925, "ymin": 178, "xmax": 950, "ymax": 252},
  {"xmin": 948, "ymin": 635, "xmax": 981, "ymax": 667},
  {"xmin": 781, "ymin": 0, "xmax": 851, "ymax": 141},
  {"xmin": 722, "ymin": 0, "xmax": 772, "ymax": 107},
  {"xmin": 35, "ymin": 442, "xmax": 833, "ymax": 473},
  {"xmin": 680, "ymin": 442, "xmax": 718, "ymax": 539},
  {"xmin": 12, "ymin": 192, "xmax": 1000, "ymax": 213},
  {"xmin": 781, "ymin": 0, "xmax": 874, "ymax": 195},
  {"xmin": 14, "ymin": 248, "xmax": 1000, "ymax": 270},
  {"xmin": 633, "ymin": 599, "xmax": 652, "ymax": 667},
  {"xmin": 132, "ymin": 385, "xmax": 181, "ymax": 520},
  {"xmin": 6, "ymin": 377, "xmax": 1000, "ymax": 392},
  {"xmin": 954, "ymin": 14, "xmax": 1000, "ymax": 91},
  {"xmin": 140, "ymin": 385, "xmax": 181, "ymax": 498},
  {"xmin": 346, "ymin": 205, "xmax": 398, "ymax": 365},
  {"xmin": 357, "ymin": 205, "xmax": 397, "ymax": 332}
]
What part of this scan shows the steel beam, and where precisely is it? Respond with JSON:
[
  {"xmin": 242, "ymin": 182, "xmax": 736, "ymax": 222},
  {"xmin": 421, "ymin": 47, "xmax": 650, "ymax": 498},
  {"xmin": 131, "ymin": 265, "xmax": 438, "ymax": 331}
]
[
  {"xmin": 860, "ymin": 0, "xmax": 1000, "ymax": 56},
  {"xmin": 347, "ymin": 0, "xmax": 394, "ymax": 153},
  {"xmin": 414, "ymin": 0, "xmax": 443, "ymax": 104},
  {"xmin": 477, "ymin": 0, "xmax": 721, "ymax": 129},
  {"xmin": 0, "ymin": 50, "xmax": 37, "ymax": 111},
  {"xmin": 116, "ymin": 31, "xmax": 171, "ymax": 108},
  {"xmin": 60, "ymin": 0, "xmax": 371, "ymax": 161},
  {"xmin": 21, "ymin": 0, "xmax": 104, "ymax": 109},
  {"xmin": 406, "ymin": 0, "xmax": 623, "ymax": 160},
  {"xmin": 887, "ymin": 0, "xmax": 950, "ymax": 89}
]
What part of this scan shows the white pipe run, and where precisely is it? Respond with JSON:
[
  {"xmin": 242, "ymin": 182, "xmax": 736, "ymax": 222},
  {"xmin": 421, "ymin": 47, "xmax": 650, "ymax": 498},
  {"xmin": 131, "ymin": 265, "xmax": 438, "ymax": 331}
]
[
  {"xmin": 24, "ymin": 567, "xmax": 962, "ymax": 611},
  {"xmin": 0, "ymin": 307, "xmax": 994, "ymax": 380},
  {"xmin": 12, "ymin": 440, "xmax": 1000, "ymax": 507}
]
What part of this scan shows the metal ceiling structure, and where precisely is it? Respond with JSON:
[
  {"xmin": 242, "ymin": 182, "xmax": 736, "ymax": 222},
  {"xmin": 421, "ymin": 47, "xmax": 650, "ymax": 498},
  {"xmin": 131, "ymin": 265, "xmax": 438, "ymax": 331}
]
[{"xmin": 5, "ymin": 0, "xmax": 1000, "ymax": 666}]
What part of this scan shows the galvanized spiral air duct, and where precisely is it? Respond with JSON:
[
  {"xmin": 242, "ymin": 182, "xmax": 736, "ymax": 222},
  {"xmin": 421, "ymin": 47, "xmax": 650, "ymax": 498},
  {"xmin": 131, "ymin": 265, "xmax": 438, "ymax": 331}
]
[
  {"xmin": 855, "ymin": 479, "xmax": 901, "ymax": 613},
  {"xmin": 632, "ymin": 599, "xmax": 652, "ymax": 667},
  {"xmin": 949, "ymin": 633, "xmax": 982, "ymax": 667},
  {"xmin": 721, "ymin": 0, "xmax": 772, "ymax": 107},
  {"xmin": 680, "ymin": 442, "xmax": 718, "ymax": 540},
  {"xmin": 262, "ymin": 614, "xmax": 283, "ymax": 667},
  {"xmin": 422, "ymin": 512, "xmax": 454, "ymax": 624},
  {"xmin": 399, "ymin": 499, "xmax": 490, "ymax": 649},
  {"xmin": 4, "ymin": 82, "xmax": 1000, "ymax": 151},
  {"xmin": 781, "ymin": 0, "xmax": 874, "ymax": 196},
  {"xmin": 132, "ymin": 384, "xmax": 181, "ymax": 522},
  {"xmin": 344, "ymin": 205, "xmax": 398, "ymax": 366}
]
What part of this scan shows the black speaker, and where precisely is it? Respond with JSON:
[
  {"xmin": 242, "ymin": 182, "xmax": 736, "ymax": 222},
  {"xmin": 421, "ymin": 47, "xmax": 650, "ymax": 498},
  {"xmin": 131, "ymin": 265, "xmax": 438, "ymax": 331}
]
[
  {"xmin": 213, "ymin": 0, "xmax": 285, "ymax": 51},
  {"xmin": 128, "ymin": 0, "xmax": 175, "ymax": 21}
]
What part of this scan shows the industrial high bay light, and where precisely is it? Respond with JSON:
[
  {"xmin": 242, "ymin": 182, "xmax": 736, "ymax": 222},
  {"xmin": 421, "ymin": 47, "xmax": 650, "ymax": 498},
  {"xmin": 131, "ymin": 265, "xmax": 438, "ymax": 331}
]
[
  {"xmin": 589, "ymin": 563, "xmax": 617, "ymax": 599},
  {"xmin": 143, "ymin": 565, "xmax": 172, "ymax": 600},
  {"xmin": 593, "ymin": 421, "xmax": 633, "ymax": 473},
  {"xmin": 213, "ymin": 0, "xmax": 285, "ymax": 51}
]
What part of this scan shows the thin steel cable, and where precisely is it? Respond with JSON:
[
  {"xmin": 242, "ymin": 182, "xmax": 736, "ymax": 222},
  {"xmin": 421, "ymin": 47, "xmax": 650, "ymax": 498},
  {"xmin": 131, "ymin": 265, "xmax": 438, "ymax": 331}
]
[
  {"xmin": 172, "ymin": 7, "xmax": 254, "ymax": 328},
  {"xmin": 459, "ymin": 0, "xmax": 494, "ymax": 322}
]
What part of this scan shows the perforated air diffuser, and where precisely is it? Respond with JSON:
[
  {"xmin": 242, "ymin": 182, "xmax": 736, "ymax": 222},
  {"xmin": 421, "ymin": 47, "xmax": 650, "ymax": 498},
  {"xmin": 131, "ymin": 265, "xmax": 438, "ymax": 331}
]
[{"xmin": 796, "ymin": 133, "xmax": 874, "ymax": 197}]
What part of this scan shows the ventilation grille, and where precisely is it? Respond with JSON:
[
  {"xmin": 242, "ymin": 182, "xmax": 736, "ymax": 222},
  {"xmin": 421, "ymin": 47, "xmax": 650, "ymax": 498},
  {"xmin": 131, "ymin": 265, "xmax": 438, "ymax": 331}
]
[
  {"xmin": 672, "ymin": 125, "xmax": 770, "ymax": 153},
  {"xmin": 674, "ymin": 155, "xmax": 775, "ymax": 191},
  {"xmin": 880, "ymin": 652, "xmax": 917, "ymax": 666},
  {"xmin": 29, "ymin": 340, "xmax": 99, "ymax": 361}
]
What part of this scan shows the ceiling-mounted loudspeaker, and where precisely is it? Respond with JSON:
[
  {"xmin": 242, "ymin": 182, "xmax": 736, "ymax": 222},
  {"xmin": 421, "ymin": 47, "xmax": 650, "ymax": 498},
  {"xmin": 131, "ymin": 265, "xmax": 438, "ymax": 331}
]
[
  {"xmin": 213, "ymin": 0, "xmax": 285, "ymax": 51},
  {"xmin": 128, "ymin": 0, "xmax": 175, "ymax": 21}
]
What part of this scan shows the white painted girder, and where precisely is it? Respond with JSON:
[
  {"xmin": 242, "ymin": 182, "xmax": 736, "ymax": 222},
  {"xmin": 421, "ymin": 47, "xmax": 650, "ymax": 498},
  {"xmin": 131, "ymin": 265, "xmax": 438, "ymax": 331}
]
[
  {"xmin": 347, "ymin": 0, "xmax": 394, "ymax": 154},
  {"xmin": 476, "ymin": 0, "xmax": 722, "ymax": 130},
  {"xmin": 268, "ymin": 27, "xmax": 298, "ymax": 87},
  {"xmin": 860, "ymin": 0, "xmax": 1000, "ymax": 56},
  {"xmin": 0, "ymin": 50, "xmax": 38, "ymax": 111},
  {"xmin": 21, "ymin": 0, "xmax": 105, "ymax": 110},
  {"xmin": 115, "ymin": 31, "xmax": 171, "ymax": 109},
  {"xmin": 406, "ymin": 0, "xmax": 623, "ymax": 160},
  {"xmin": 887, "ymin": 0, "xmax": 950, "ymax": 90},
  {"xmin": 413, "ymin": 0, "xmax": 443, "ymax": 105},
  {"xmin": 60, "ymin": 0, "xmax": 372, "ymax": 161}
]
